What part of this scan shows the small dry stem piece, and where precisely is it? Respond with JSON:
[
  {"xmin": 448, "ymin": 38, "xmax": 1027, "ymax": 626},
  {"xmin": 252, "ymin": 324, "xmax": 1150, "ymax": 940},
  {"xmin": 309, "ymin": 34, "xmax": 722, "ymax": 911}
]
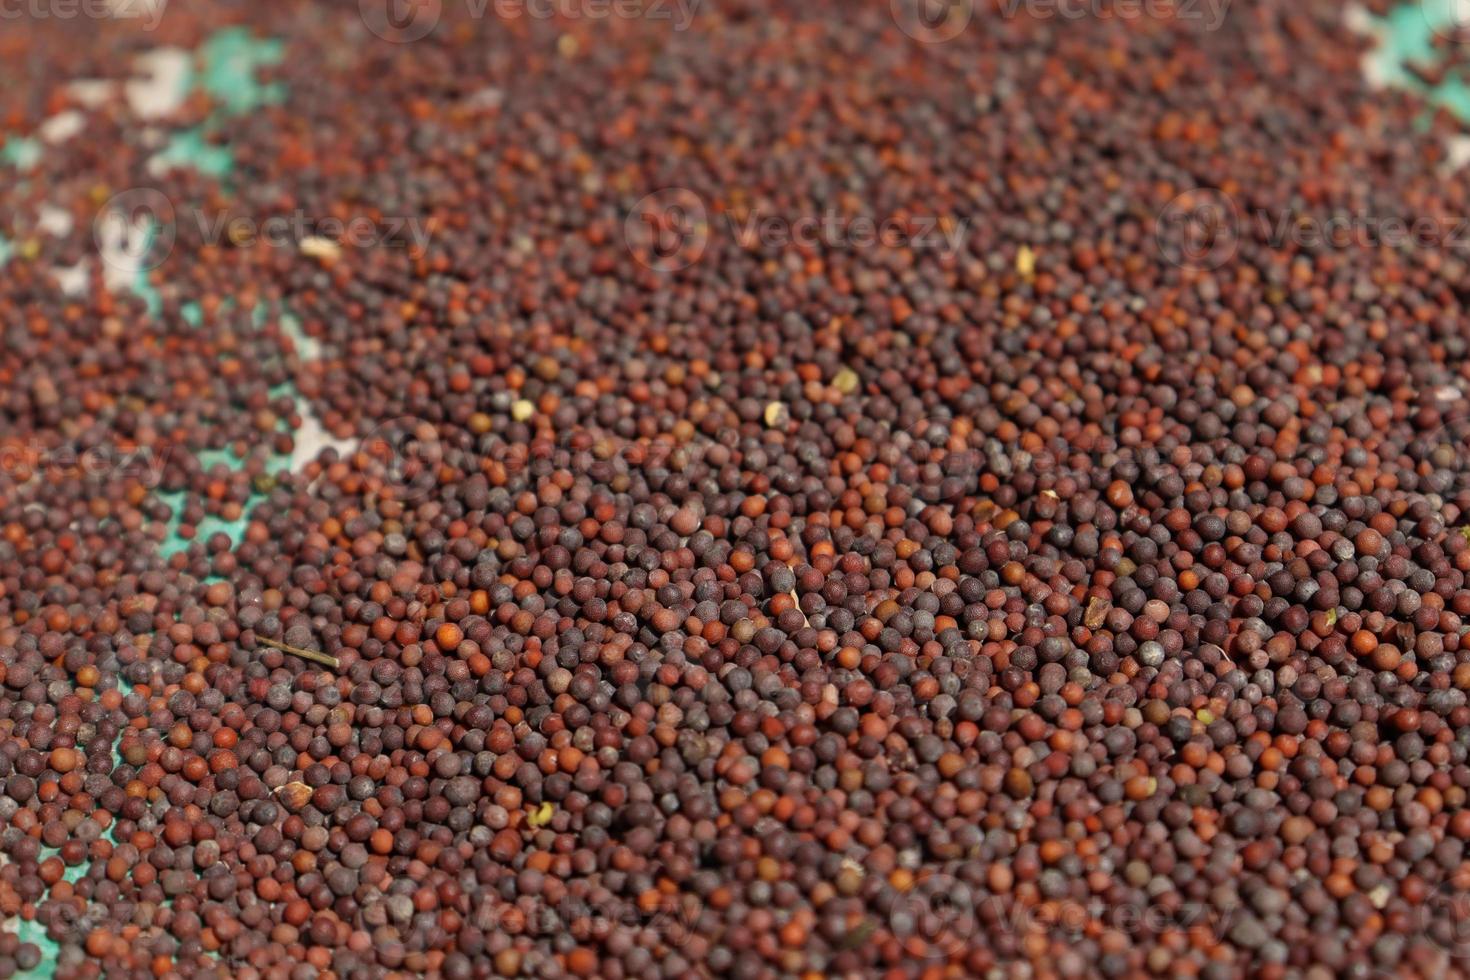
[{"xmin": 255, "ymin": 635, "xmax": 339, "ymax": 670}]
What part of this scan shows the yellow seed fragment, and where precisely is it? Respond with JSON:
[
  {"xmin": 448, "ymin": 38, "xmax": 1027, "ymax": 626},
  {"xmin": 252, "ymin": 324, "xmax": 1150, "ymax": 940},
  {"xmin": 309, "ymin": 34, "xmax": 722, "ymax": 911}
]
[
  {"xmin": 300, "ymin": 236, "xmax": 342, "ymax": 263},
  {"xmin": 1017, "ymin": 245, "xmax": 1036, "ymax": 278}
]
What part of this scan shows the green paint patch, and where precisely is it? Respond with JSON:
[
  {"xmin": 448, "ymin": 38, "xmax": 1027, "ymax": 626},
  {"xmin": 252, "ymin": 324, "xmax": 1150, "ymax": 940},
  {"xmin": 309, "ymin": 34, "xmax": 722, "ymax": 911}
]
[
  {"xmin": 138, "ymin": 29, "xmax": 298, "ymax": 558},
  {"xmin": 14, "ymin": 915, "xmax": 57, "ymax": 966},
  {"xmin": 12, "ymin": 838, "xmax": 92, "ymax": 965},
  {"xmin": 279, "ymin": 310, "xmax": 323, "ymax": 364},
  {"xmin": 132, "ymin": 221, "xmax": 164, "ymax": 317},
  {"xmin": 154, "ymin": 304, "xmax": 312, "ymax": 561},
  {"xmin": 155, "ymin": 487, "xmax": 252, "ymax": 561},
  {"xmin": 155, "ymin": 29, "xmax": 285, "ymax": 182},
  {"xmin": 5, "ymin": 29, "xmax": 289, "ymax": 979},
  {"xmin": 0, "ymin": 137, "xmax": 40, "ymax": 170},
  {"xmin": 197, "ymin": 28, "xmax": 286, "ymax": 115},
  {"xmin": 155, "ymin": 446, "xmax": 297, "ymax": 561},
  {"xmin": 153, "ymin": 128, "xmax": 234, "ymax": 180}
]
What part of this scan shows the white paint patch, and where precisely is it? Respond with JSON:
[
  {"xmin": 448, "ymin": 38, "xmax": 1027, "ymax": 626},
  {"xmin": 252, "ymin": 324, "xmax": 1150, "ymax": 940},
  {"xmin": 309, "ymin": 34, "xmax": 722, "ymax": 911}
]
[
  {"xmin": 51, "ymin": 260, "xmax": 89, "ymax": 296},
  {"xmin": 288, "ymin": 402, "xmax": 357, "ymax": 471},
  {"xmin": 1444, "ymin": 135, "xmax": 1470, "ymax": 174},
  {"xmin": 1344, "ymin": 3, "xmax": 1377, "ymax": 35},
  {"xmin": 292, "ymin": 332, "xmax": 323, "ymax": 360},
  {"xmin": 38, "ymin": 110, "xmax": 84, "ymax": 145},
  {"xmin": 94, "ymin": 209, "xmax": 152, "ymax": 294},
  {"xmin": 1345, "ymin": 4, "xmax": 1392, "ymax": 88},
  {"xmin": 144, "ymin": 140, "xmax": 174, "ymax": 178},
  {"xmin": 280, "ymin": 314, "xmax": 323, "ymax": 360},
  {"xmin": 1453, "ymin": 0, "xmax": 1470, "ymax": 36},
  {"xmin": 37, "ymin": 204, "xmax": 74, "ymax": 237},
  {"xmin": 126, "ymin": 48, "xmax": 191, "ymax": 119},
  {"xmin": 66, "ymin": 80, "xmax": 117, "ymax": 108},
  {"xmin": 464, "ymin": 86, "xmax": 505, "ymax": 111}
]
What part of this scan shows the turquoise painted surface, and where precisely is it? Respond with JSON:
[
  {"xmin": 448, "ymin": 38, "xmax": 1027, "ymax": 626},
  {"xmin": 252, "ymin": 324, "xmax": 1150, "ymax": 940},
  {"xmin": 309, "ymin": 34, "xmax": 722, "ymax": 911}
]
[
  {"xmin": 1364, "ymin": 0, "xmax": 1470, "ymax": 120},
  {"xmin": 197, "ymin": 28, "xmax": 285, "ymax": 113},
  {"xmin": 8, "ymin": 5, "xmax": 1470, "ymax": 975},
  {"xmin": 147, "ymin": 32, "xmax": 295, "ymax": 559},
  {"xmin": 138, "ymin": 30, "xmax": 286, "ymax": 313},
  {"xmin": 131, "ymin": 222, "xmax": 163, "ymax": 317},
  {"xmin": 155, "ymin": 28, "xmax": 284, "ymax": 180},
  {"xmin": 0, "ymin": 137, "xmax": 41, "ymax": 170},
  {"xmin": 152, "ymin": 126, "xmax": 236, "ymax": 180},
  {"xmin": 5, "ymin": 29, "xmax": 290, "ymax": 977}
]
